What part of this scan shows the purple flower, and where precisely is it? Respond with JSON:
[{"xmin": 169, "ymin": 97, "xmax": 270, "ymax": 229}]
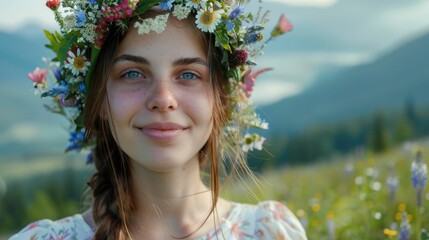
[
  {"xmin": 411, "ymin": 150, "xmax": 427, "ymax": 208},
  {"xmin": 398, "ymin": 211, "xmax": 410, "ymax": 240},
  {"xmin": 159, "ymin": 0, "xmax": 174, "ymax": 11},
  {"xmin": 229, "ymin": 7, "xmax": 245, "ymax": 20}
]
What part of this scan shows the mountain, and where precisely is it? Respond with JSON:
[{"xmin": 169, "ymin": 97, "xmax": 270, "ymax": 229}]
[{"xmin": 261, "ymin": 31, "xmax": 429, "ymax": 135}]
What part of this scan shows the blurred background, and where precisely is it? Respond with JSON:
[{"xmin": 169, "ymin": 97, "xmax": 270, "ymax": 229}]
[{"xmin": 1, "ymin": 0, "xmax": 429, "ymax": 239}]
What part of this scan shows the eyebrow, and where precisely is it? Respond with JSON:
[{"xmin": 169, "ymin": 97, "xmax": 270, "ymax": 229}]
[
  {"xmin": 113, "ymin": 54, "xmax": 150, "ymax": 65},
  {"xmin": 113, "ymin": 54, "xmax": 208, "ymax": 67},
  {"xmin": 173, "ymin": 57, "xmax": 208, "ymax": 67}
]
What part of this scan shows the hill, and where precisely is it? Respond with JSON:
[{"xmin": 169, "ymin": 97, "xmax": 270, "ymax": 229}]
[{"xmin": 261, "ymin": 31, "xmax": 429, "ymax": 135}]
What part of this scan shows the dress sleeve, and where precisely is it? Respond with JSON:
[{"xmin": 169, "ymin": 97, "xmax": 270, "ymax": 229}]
[
  {"xmin": 254, "ymin": 201, "xmax": 307, "ymax": 240},
  {"xmin": 8, "ymin": 215, "xmax": 93, "ymax": 240}
]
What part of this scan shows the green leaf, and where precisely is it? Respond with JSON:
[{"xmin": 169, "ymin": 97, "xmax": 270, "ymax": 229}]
[
  {"xmin": 74, "ymin": 114, "xmax": 84, "ymax": 129},
  {"xmin": 58, "ymin": 33, "xmax": 78, "ymax": 64},
  {"xmin": 84, "ymin": 47, "xmax": 101, "ymax": 95},
  {"xmin": 135, "ymin": 0, "xmax": 163, "ymax": 14},
  {"xmin": 215, "ymin": 29, "xmax": 231, "ymax": 52},
  {"xmin": 44, "ymin": 30, "xmax": 62, "ymax": 55}
]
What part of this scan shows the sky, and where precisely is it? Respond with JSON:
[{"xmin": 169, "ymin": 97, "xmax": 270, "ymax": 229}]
[{"xmin": 1, "ymin": 0, "xmax": 429, "ymax": 105}]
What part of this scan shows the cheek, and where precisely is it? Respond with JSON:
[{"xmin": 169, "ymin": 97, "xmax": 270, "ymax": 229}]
[{"xmin": 106, "ymin": 84, "xmax": 144, "ymax": 123}]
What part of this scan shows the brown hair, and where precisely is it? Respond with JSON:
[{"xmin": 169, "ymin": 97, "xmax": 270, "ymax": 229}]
[{"xmin": 83, "ymin": 11, "xmax": 248, "ymax": 239}]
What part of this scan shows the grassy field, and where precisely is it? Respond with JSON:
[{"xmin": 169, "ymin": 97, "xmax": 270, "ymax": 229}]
[{"xmin": 225, "ymin": 138, "xmax": 429, "ymax": 239}]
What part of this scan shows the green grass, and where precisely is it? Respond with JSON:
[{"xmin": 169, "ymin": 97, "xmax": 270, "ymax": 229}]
[{"xmin": 225, "ymin": 138, "xmax": 429, "ymax": 239}]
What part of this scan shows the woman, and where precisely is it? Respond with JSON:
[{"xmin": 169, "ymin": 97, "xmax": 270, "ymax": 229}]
[{"xmin": 14, "ymin": 0, "xmax": 305, "ymax": 239}]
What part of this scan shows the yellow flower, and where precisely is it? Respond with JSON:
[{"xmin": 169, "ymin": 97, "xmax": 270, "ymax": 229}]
[
  {"xmin": 311, "ymin": 204, "xmax": 320, "ymax": 213},
  {"xmin": 384, "ymin": 228, "xmax": 398, "ymax": 237}
]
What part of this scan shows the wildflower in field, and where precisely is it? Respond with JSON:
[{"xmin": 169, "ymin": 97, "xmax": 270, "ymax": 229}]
[
  {"xmin": 355, "ymin": 176, "xmax": 364, "ymax": 185},
  {"xmin": 371, "ymin": 181, "xmax": 382, "ymax": 191},
  {"xmin": 343, "ymin": 162, "xmax": 354, "ymax": 177},
  {"xmin": 386, "ymin": 167, "xmax": 399, "ymax": 202},
  {"xmin": 296, "ymin": 209, "xmax": 307, "ymax": 229},
  {"xmin": 326, "ymin": 212, "xmax": 335, "ymax": 240},
  {"xmin": 373, "ymin": 212, "xmax": 382, "ymax": 220},
  {"xmin": 398, "ymin": 211, "xmax": 410, "ymax": 240},
  {"xmin": 383, "ymin": 228, "xmax": 398, "ymax": 238},
  {"xmin": 411, "ymin": 150, "xmax": 427, "ymax": 209}
]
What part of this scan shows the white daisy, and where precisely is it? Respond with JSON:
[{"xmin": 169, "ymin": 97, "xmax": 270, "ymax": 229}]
[
  {"xmin": 64, "ymin": 48, "xmax": 90, "ymax": 76},
  {"xmin": 185, "ymin": 0, "xmax": 207, "ymax": 9},
  {"xmin": 195, "ymin": 6, "xmax": 224, "ymax": 33},
  {"xmin": 173, "ymin": 5, "xmax": 191, "ymax": 20}
]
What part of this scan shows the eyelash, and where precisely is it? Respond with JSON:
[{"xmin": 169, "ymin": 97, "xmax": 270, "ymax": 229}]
[
  {"xmin": 179, "ymin": 72, "xmax": 200, "ymax": 81},
  {"xmin": 121, "ymin": 70, "xmax": 145, "ymax": 80},
  {"xmin": 119, "ymin": 70, "xmax": 201, "ymax": 82}
]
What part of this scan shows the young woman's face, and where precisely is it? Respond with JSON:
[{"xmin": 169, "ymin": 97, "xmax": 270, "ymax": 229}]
[{"xmin": 106, "ymin": 15, "xmax": 213, "ymax": 172}]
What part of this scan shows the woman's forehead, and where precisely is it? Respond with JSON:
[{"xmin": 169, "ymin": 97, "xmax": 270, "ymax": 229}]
[{"xmin": 117, "ymin": 15, "xmax": 207, "ymax": 60}]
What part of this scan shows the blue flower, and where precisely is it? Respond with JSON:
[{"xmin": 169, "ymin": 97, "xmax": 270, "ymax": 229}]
[
  {"xmin": 225, "ymin": 21, "xmax": 235, "ymax": 32},
  {"xmin": 75, "ymin": 10, "xmax": 87, "ymax": 27},
  {"xmin": 78, "ymin": 82, "xmax": 86, "ymax": 95},
  {"xmin": 66, "ymin": 130, "xmax": 85, "ymax": 152},
  {"xmin": 244, "ymin": 32, "xmax": 263, "ymax": 45},
  {"xmin": 87, "ymin": 0, "xmax": 97, "ymax": 6},
  {"xmin": 86, "ymin": 151, "xmax": 94, "ymax": 164},
  {"xmin": 229, "ymin": 7, "xmax": 245, "ymax": 20},
  {"xmin": 159, "ymin": 0, "xmax": 174, "ymax": 11},
  {"xmin": 45, "ymin": 82, "xmax": 69, "ymax": 97},
  {"xmin": 53, "ymin": 67, "xmax": 62, "ymax": 81}
]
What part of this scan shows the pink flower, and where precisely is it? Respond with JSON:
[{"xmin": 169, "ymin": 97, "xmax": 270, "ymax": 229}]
[
  {"xmin": 240, "ymin": 67, "xmax": 272, "ymax": 98},
  {"xmin": 28, "ymin": 67, "xmax": 48, "ymax": 85},
  {"xmin": 271, "ymin": 14, "xmax": 293, "ymax": 37},
  {"xmin": 46, "ymin": 0, "xmax": 60, "ymax": 11}
]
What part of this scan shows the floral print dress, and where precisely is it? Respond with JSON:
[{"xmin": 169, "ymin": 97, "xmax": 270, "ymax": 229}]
[{"xmin": 10, "ymin": 201, "xmax": 307, "ymax": 240}]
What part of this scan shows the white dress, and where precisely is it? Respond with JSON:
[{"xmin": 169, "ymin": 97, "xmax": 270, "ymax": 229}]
[{"xmin": 9, "ymin": 200, "xmax": 307, "ymax": 240}]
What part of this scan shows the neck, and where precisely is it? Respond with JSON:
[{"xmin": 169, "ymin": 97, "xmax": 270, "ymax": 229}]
[{"xmin": 129, "ymin": 157, "xmax": 216, "ymax": 239}]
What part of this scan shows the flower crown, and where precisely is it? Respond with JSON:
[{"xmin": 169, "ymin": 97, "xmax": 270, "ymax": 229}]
[{"xmin": 28, "ymin": 0, "xmax": 292, "ymax": 162}]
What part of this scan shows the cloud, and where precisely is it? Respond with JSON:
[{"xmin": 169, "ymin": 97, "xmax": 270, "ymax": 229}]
[
  {"xmin": 252, "ymin": 79, "xmax": 303, "ymax": 106},
  {"xmin": 6, "ymin": 123, "xmax": 41, "ymax": 143},
  {"xmin": 266, "ymin": 0, "xmax": 338, "ymax": 7}
]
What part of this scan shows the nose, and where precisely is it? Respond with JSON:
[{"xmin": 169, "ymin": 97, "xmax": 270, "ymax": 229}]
[{"xmin": 146, "ymin": 80, "xmax": 178, "ymax": 111}]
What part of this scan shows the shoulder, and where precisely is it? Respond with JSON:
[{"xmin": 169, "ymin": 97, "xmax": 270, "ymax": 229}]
[
  {"xmin": 9, "ymin": 214, "xmax": 94, "ymax": 240},
  {"xmin": 227, "ymin": 200, "xmax": 307, "ymax": 240}
]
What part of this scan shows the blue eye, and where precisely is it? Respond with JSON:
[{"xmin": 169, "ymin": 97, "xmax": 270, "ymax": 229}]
[
  {"xmin": 122, "ymin": 71, "xmax": 144, "ymax": 79},
  {"xmin": 180, "ymin": 72, "xmax": 198, "ymax": 80}
]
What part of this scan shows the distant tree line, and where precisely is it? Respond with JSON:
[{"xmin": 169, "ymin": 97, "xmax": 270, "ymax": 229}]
[
  {"xmin": 0, "ymin": 167, "xmax": 92, "ymax": 235},
  {"xmin": 248, "ymin": 102, "xmax": 429, "ymax": 169}
]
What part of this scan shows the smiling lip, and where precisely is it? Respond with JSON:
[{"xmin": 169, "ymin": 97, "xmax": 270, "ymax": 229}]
[{"xmin": 139, "ymin": 122, "xmax": 187, "ymax": 141}]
